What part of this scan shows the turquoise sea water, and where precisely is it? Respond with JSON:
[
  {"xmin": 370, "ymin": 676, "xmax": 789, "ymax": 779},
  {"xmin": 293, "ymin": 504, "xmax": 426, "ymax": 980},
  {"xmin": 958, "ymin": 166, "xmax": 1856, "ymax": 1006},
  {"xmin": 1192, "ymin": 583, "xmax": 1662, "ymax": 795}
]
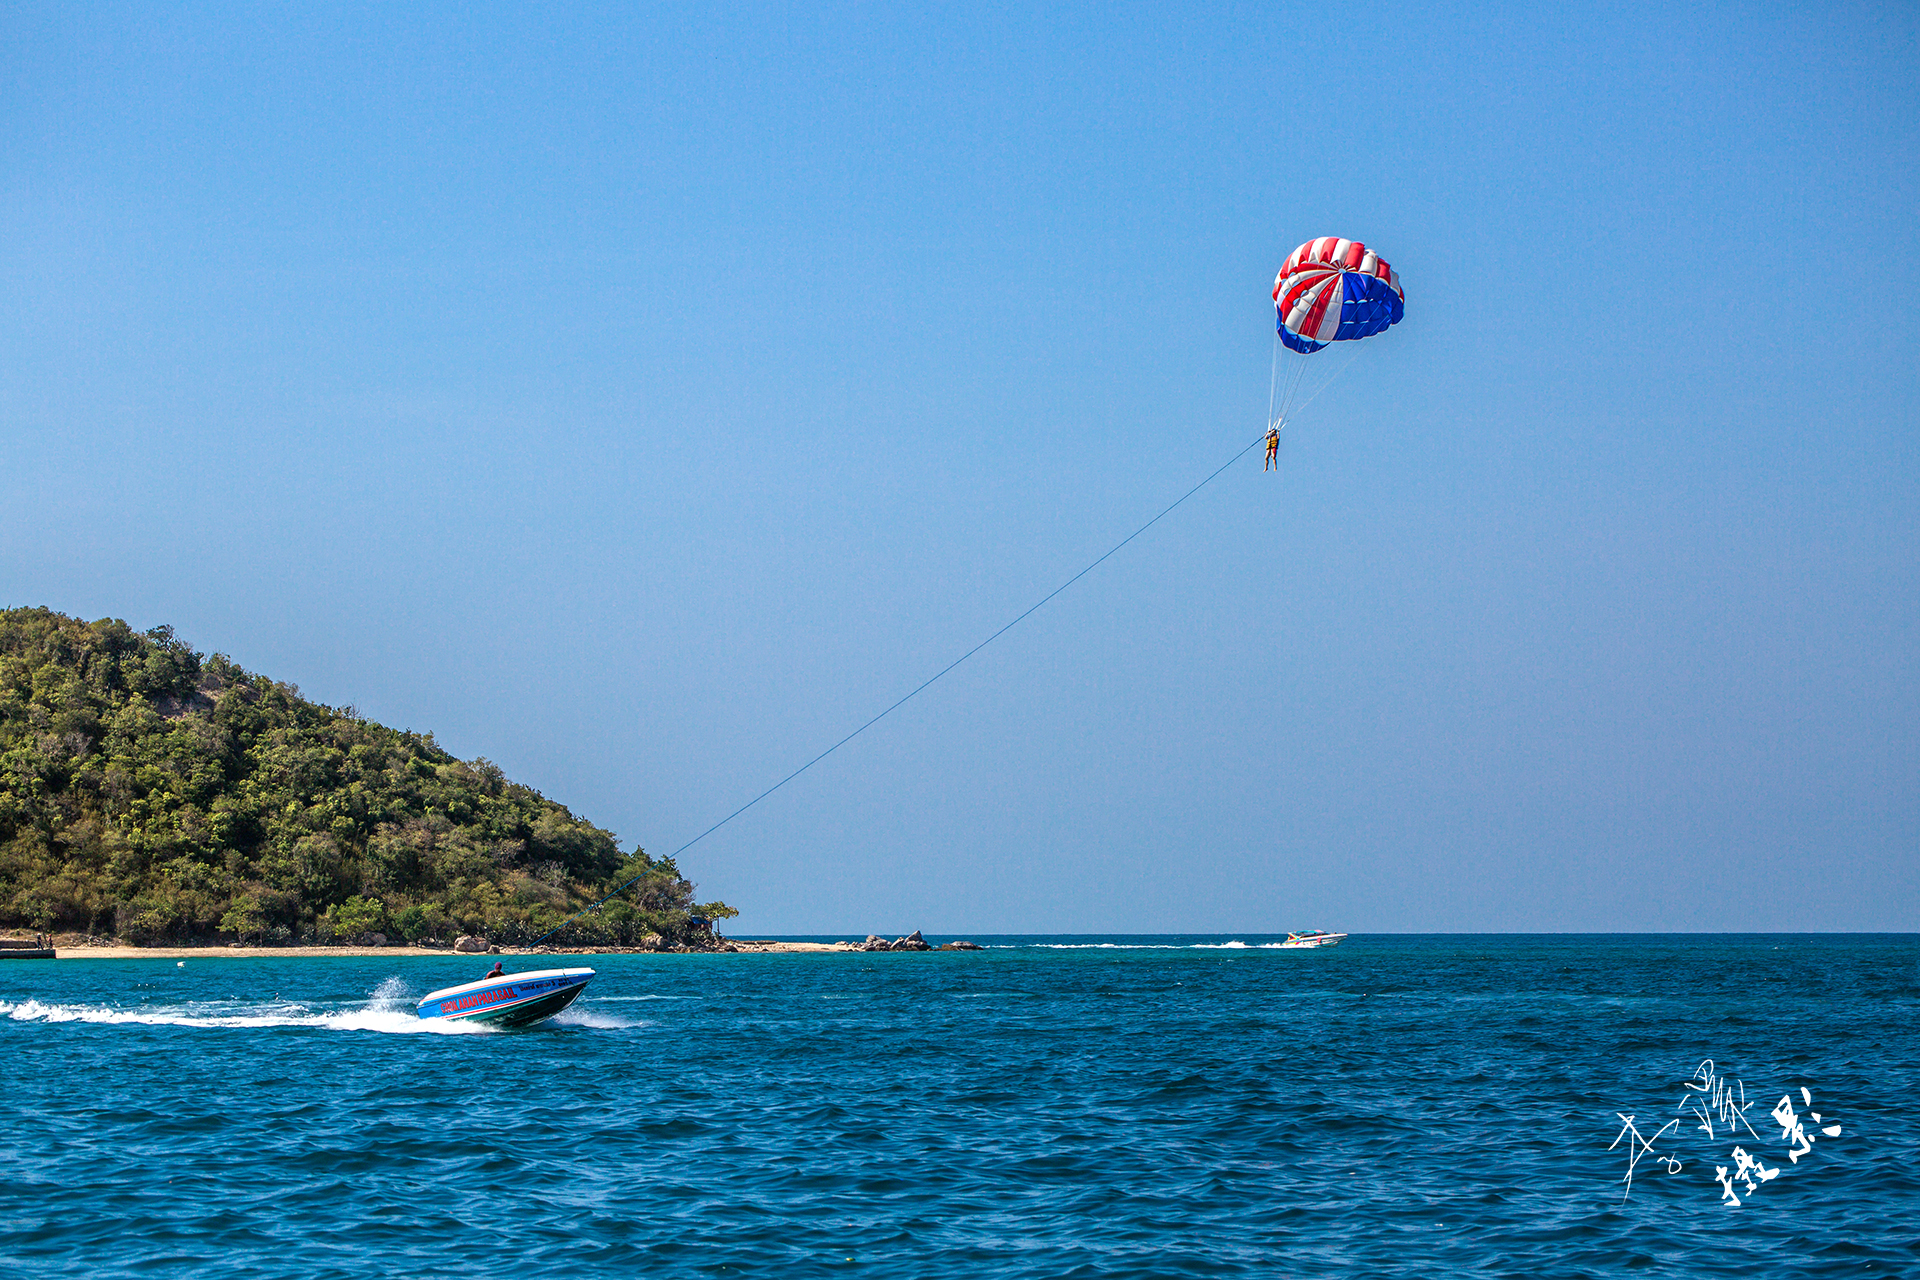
[{"xmin": 1, "ymin": 935, "xmax": 1914, "ymax": 1277}]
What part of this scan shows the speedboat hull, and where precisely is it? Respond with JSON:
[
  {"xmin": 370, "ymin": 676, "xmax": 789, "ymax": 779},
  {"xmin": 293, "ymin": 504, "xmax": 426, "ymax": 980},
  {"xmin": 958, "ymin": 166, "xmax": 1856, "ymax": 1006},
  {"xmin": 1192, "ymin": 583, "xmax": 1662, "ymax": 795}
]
[
  {"xmin": 417, "ymin": 967, "xmax": 594, "ymax": 1028},
  {"xmin": 1279, "ymin": 931, "xmax": 1347, "ymax": 948}
]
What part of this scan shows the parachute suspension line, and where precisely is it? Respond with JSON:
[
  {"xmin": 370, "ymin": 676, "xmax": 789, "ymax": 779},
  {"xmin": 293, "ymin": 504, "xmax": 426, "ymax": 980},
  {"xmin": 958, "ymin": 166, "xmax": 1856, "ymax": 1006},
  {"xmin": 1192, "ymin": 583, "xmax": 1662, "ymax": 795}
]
[
  {"xmin": 1273, "ymin": 339, "xmax": 1370, "ymax": 431},
  {"xmin": 1287, "ymin": 342, "xmax": 1369, "ymax": 423},
  {"xmin": 528, "ymin": 428, "xmax": 1275, "ymax": 949},
  {"xmin": 1273, "ymin": 340, "xmax": 1314, "ymax": 427},
  {"xmin": 1274, "ymin": 357, "xmax": 1299, "ymax": 427},
  {"xmin": 1266, "ymin": 333, "xmax": 1282, "ymax": 431}
]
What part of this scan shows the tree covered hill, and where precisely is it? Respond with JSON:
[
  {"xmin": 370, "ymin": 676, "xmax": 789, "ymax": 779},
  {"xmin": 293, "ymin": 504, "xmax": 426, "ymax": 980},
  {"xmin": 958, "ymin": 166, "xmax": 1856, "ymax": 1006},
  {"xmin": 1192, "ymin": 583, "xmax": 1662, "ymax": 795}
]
[{"xmin": 0, "ymin": 607, "xmax": 731, "ymax": 946}]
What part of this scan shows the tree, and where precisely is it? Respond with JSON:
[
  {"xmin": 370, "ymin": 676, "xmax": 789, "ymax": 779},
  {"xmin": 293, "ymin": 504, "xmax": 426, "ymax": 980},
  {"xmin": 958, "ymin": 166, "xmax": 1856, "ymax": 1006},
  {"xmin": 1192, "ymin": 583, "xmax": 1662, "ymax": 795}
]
[{"xmin": 0, "ymin": 608, "xmax": 730, "ymax": 946}]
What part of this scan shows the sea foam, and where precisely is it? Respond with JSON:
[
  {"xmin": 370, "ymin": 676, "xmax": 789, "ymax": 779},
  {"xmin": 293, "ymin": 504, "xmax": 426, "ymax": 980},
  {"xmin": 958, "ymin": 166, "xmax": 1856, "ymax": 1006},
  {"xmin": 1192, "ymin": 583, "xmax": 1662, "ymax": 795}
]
[{"xmin": 0, "ymin": 991, "xmax": 491, "ymax": 1035}]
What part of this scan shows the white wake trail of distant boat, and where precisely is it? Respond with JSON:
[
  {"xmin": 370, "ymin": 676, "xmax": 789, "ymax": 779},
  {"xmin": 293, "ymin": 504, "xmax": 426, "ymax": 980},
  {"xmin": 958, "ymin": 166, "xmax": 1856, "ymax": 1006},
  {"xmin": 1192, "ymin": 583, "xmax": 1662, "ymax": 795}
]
[{"xmin": 1015, "ymin": 941, "xmax": 1304, "ymax": 950}]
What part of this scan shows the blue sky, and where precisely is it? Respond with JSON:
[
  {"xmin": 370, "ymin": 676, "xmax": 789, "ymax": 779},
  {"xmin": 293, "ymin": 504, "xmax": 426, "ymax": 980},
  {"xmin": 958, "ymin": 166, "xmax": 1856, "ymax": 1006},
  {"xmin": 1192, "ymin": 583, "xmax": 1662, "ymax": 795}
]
[{"xmin": 3, "ymin": 2, "xmax": 1914, "ymax": 932}]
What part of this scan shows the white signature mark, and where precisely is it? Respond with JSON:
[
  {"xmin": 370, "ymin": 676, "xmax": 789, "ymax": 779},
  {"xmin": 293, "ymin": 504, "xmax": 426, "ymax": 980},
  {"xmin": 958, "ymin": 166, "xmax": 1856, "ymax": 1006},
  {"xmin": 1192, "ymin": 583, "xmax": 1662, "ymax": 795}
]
[
  {"xmin": 1680, "ymin": 1059, "xmax": 1762, "ymax": 1142},
  {"xmin": 1611, "ymin": 1064, "xmax": 1843, "ymax": 1206},
  {"xmin": 1608, "ymin": 1114, "xmax": 1683, "ymax": 1202}
]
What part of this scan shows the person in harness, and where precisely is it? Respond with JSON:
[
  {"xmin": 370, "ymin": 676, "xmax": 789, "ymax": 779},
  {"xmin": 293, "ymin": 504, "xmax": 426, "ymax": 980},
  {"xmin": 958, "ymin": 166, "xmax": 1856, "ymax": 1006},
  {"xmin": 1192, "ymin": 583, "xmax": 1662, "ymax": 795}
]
[{"xmin": 1264, "ymin": 425, "xmax": 1281, "ymax": 471}]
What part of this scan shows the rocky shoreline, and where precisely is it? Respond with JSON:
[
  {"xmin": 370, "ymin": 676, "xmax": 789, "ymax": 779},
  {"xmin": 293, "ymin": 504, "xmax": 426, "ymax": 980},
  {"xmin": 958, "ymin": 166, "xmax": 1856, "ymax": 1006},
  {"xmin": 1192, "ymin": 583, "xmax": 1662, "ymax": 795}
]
[
  {"xmin": 28, "ymin": 928, "xmax": 987, "ymax": 959},
  {"xmin": 850, "ymin": 930, "xmax": 982, "ymax": 952}
]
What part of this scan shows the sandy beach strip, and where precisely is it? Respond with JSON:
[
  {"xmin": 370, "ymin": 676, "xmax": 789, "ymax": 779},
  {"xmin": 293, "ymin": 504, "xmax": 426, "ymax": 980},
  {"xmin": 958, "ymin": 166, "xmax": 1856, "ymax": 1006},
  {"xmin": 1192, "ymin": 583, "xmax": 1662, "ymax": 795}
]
[{"xmin": 42, "ymin": 940, "xmax": 858, "ymax": 959}]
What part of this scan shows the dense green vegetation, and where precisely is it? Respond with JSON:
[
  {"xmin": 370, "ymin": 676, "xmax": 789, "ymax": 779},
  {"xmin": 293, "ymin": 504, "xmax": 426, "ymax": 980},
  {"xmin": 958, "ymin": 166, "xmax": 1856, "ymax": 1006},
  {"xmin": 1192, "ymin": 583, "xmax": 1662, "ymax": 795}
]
[{"xmin": 0, "ymin": 607, "xmax": 734, "ymax": 946}]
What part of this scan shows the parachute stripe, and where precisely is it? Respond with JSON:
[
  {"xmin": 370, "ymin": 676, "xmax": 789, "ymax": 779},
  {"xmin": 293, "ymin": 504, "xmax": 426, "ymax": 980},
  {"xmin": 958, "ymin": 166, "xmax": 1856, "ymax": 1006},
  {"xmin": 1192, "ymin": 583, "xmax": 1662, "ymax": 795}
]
[
  {"xmin": 1293, "ymin": 276, "xmax": 1338, "ymax": 340},
  {"xmin": 1278, "ymin": 270, "xmax": 1332, "ymax": 318},
  {"xmin": 1274, "ymin": 235, "xmax": 1405, "ymax": 352},
  {"xmin": 1314, "ymin": 281, "xmax": 1344, "ymax": 341}
]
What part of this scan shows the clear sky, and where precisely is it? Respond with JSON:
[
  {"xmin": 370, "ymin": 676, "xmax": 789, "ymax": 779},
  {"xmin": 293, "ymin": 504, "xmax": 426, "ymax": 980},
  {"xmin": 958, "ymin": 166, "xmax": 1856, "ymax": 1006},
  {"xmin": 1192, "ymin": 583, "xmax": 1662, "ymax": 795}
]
[{"xmin": 3, "ymin": 2, "xmax": 1914, "ymax": 933}]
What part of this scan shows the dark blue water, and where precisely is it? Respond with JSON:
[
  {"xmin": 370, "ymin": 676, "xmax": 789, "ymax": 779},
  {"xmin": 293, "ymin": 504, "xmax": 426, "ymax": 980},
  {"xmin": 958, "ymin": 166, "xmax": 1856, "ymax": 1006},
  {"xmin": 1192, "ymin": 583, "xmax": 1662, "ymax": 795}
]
[{"xmin": 2, "ymin": 935, "xmax": 1914, "ymax": 1277}]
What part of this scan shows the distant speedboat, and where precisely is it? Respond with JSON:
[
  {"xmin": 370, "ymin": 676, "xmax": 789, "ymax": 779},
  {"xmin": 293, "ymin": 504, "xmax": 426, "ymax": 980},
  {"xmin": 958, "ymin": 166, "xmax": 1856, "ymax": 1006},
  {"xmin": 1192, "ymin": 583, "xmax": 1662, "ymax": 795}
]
[
  {"xmin": 417, "ymin": 967, "xmax": 595, "ymax": 1028},
  {"xmin": 1279, "ymin": 930, "xmax": 1347, "ymax": 948}
]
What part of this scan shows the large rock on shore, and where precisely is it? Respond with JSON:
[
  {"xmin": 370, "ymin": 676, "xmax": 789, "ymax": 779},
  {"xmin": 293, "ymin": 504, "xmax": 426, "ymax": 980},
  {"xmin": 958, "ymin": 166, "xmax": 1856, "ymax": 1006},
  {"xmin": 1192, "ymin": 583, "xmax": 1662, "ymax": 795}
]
[
  {"xmin": 453, "ymin": 935, "xmax": 489, "ymax": 953},
  {"xmin": 859, "ymin": 930, "xmax": 933, "ymax": 952}
]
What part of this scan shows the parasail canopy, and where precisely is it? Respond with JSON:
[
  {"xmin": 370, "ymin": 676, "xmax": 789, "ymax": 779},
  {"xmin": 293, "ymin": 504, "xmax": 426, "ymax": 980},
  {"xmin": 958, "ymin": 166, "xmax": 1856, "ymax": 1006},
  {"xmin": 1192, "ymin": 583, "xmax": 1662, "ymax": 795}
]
[{"xmin": 1273, "ymin": 236, "xmax": 1405, "ymax": 354}]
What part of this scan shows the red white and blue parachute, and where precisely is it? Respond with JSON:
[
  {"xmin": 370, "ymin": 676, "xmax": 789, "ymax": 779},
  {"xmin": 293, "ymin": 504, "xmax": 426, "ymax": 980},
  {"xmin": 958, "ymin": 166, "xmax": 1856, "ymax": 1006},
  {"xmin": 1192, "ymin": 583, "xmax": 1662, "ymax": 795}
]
[{"xmin": 1272, "ymin": 237, "xmax": 1405, "ymax": 354}]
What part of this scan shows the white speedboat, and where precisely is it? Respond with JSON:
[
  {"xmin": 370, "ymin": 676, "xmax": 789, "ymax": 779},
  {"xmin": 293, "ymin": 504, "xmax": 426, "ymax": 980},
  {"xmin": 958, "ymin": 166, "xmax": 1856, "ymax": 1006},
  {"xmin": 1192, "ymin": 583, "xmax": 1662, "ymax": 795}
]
[
  {"xmin": 1279, "ymin": 930, "xmax": 1347, "ymax": 948},
  {"xmin": 417, "ymin": 967, "xmax": 594, "ymax": 1028}
]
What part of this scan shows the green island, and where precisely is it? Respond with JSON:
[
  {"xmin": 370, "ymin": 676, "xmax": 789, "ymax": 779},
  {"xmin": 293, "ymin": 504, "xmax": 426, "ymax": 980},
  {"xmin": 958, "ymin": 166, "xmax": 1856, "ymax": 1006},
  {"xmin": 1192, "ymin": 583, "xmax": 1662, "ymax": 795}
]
[{"xmin": 0, "ymin": 606, "xmax": 735, "ymax": 950}]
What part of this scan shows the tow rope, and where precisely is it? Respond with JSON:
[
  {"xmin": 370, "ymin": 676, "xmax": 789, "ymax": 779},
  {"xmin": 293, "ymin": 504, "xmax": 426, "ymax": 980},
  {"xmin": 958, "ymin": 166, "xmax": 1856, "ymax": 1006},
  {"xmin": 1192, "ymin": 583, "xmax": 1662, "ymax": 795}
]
[{"xmin": 530, "ymin": 427, "xmax": 1272, "ymax": 948}]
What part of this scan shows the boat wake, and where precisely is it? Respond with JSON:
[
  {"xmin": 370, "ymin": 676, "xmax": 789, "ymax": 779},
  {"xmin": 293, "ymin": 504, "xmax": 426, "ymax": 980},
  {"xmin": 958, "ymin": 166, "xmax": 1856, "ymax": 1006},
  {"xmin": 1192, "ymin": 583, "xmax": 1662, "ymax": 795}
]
[
  {"xmin": 550, "ymin": 1007, "xmax": 646, "ymax": 1029},
  {"xmin": 1021, "ymin": 941, "xmax": 1309, "ymax": 950},
  {"xmin": 1020, "ymin": 943, "xmax": 1183, "ymax": 950},
  {"xmin": 0, "ymin": 977, "xmax": 496, "ymax": 1035},
  {"xmin": 0, "ymin": 975, "xmax": 636, "ymax": 1035},
  {"xmin": 0, "ymin": 995, "xmax": 492, "ymax": 1034}
]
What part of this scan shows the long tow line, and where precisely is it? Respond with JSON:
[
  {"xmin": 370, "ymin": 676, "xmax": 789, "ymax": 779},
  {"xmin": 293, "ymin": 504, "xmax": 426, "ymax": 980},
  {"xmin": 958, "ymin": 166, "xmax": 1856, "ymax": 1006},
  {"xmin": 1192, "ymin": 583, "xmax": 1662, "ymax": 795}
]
[{"xmin": 528, "ymin": 426, "xmax": 1274, "ymax": 948}]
